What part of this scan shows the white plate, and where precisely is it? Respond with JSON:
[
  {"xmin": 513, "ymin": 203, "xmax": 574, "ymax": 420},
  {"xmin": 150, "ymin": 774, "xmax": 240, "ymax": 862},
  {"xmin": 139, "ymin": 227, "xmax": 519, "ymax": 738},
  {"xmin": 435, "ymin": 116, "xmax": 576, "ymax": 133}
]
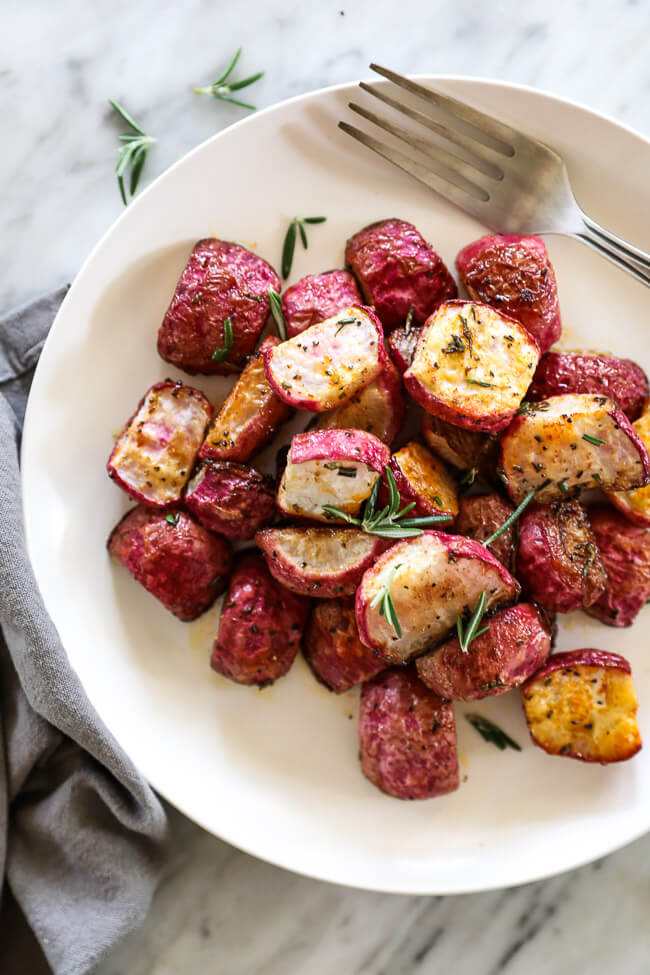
[{"xmin": 22, "ymin": 78, "xmax": 650, "ymax": 894}]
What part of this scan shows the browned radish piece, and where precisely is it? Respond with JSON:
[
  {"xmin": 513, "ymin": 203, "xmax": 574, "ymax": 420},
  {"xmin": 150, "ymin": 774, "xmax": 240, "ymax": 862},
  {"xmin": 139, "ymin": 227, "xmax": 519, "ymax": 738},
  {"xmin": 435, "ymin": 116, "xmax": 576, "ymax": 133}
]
[
  {"xmin": 345, "ymin": 218, "xmax": 457, "ymax": 331},
  {"xmin": 107, "ymin": 507, "xmax": 232, "ymax": 621},
  {"xmin": 184, "ymin": 461, "xmax": 276, "ymax": 541},
  {"xmin": 255, "ymin": 526, "xmax": 387, "ymax": 598},
  {"xmin": 199, "ymin": 336, "xmax": 293, "ymax": 463},
  {"xmin": 585, "ymin": 505, "xmax": 650, "ymax": 627},
  {"xmin": 277, "ymin": 429, "xmax": 390, "ymax": 523},
  {"xmin": 157, "ymin": 238, "xmax": 281, "ymax": 375},
  {"xmin": 456, "ymin": 234, "xmax": 561, "ymax": 354},
  {"xmin": 263, "ymin": 306, "xmax": 385, "ymax": 412},
  {"xmin": 281, "ymin": 270, "xmax": 361, "ymax": 338},
  {"xmin": 521, "ymin": 650, "xmax": 642, "ymax": 763},
  {"xmin": 355, "ymin": 531, "xmax": 520, "ymax": 664},
  {"xmin": 416, "ymin": 603, "xmax": 552, "ymax": 701},
  {"xmin": 359, "ymin": 667, "xmax": 459, "ymax": 799},
  {"xmin": 382, "ymin": 441, "xmax": 458, "ymax": 521},
  {"xmin": 529, "ymin": 351, "xmax": 648, "ymax": 421},
  {"xmin": 107, "ymin": 380, "xmax": 212, "ymax": 508},
  {"xmin": 386, "ymin": 324, "xmax": 421, "ymax": 373},
  {"xmin": 316, "ymin": 356, "xmax": 405, "ymax": 444},
  {"xmin": 420, "ymin": 413, "xmax": 491, "ymax": 473},
  {"xmin": 303, "ymin": 598, "xmax": 386, "ymax": 692},
  {"xmin": 454, "ymin": 493, "xmax": 517, "ymax": 572},
  {"xmin": 606, "ymin": 408, "xmax": 650, "ymax": 526},
  {"xmin": 404, "ymin": 301, "xmax": 540, "ymax": 433},
  {"xmin": 211, "ymin": 552, "xmax": 310, "ymax": 687},
  {"xmin": 517, "ymin": 500, "xmax": 606, "ymax": 614},
  {"xmin": 500, "ymin": 394, "xmax": 650, "ymax": 504}
]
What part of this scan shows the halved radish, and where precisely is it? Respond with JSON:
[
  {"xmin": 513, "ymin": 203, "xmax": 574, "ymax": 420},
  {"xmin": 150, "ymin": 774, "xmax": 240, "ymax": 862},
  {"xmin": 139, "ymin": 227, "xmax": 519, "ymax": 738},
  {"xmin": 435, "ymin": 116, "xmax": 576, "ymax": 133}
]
[
  {"xmin": 521, "ymin": 649, "xmax": 642, "ymax": 763},
  {"xmin": 606, "ymin": 406, "xmax": 650, "ymax": 525},
  {"xmin": 404, "ymin": 300, "xmax": 540, "ymax": 433},
  {"xmin": 355, "ymin": 531, "xmax": 520, "ymax": 664},
  {"xmin": 107, "ymin": 380, "xmax": 212, "ymax": 508},
  {"xmin": 316, "ymin": 356, "xmax": 405, "ymax": 444},
  {"xmin": 256, "ymin": 526, "xmax": 388, "ymax": 597},
  {"xmin": 384, "ymin": 441, "xmax": 458, "ymax": 520},
  {"xmin": 500, "ymin": 394, "xmax": 650, "ymax": 504},
  {"xmin": 263, "ymin": 305, "xmax": 385, "ymax": 412},
  {"xmin": 277, "ymin": 429, "xmax": 390, "ymax": 523}
]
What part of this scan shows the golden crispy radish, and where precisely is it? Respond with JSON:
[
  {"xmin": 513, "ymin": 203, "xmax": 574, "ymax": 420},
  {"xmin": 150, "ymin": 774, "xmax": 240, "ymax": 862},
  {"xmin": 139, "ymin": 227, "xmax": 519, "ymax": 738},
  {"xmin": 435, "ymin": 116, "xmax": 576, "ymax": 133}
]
[
  {"xmin": 387, "ymin": 441, "xmax": 458, "ymax": 520},
  {"xmin": 606, "ymin": 407, "xmax": 650, "ymax": 525},
  {"xmin": 521, "ymin": 650, "xmax": 642, "ymax": 763},
  {"xmin": 500, "ymin": 394, "xmax": 650, "ymax": 504},
  {"xmin": 315, "ymin": 356, "xmax": 405, "ymax": 444},
  {"xmin": 404, "ymin": 300, "xmax": 540, "ymax": 432}
]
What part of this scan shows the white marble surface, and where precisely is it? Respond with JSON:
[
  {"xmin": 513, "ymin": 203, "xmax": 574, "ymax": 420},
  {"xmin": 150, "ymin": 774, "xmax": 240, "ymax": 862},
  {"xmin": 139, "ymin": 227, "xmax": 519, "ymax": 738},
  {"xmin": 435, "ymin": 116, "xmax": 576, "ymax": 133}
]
[{"xmin": 5, "ymin": 0, "xmax": 650, "ymax": 972}]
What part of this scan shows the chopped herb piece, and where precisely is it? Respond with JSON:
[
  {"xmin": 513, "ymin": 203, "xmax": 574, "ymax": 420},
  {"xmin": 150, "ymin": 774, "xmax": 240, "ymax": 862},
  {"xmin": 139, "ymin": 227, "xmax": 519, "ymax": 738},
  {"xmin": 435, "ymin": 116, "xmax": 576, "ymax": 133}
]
[
  {"xmin": 109, "ymin": 99, "xmax": 157, "ymax": 205},
  {"xmin": 404, "ymin": 305, "xmax": 415, "ymax": 334},
  {"xmin": 593, "ymin": 472, "xmax": 603, "ymax": 484},
  {"xmin": 335, "ymin": 316, "xmax": 357, "ymax": 334},
  {"xmin": 466, "ymin": 378, "xmax": 495, "ymax": 388},
  {"xmin": 582, "ymin": 543, "xmax": 595, "ymax": 579},
  {"xmin": 211, "ymin": 317, "xmax": 234, "ymax": 361},
  {"xmin": 370, "ymin": 562, "xmax": 403, "ymax": 638},
  {"xmin": 336, "ymin": 466, "xmax": 357, "ymax": 478},
  {"xmin": 483, "ymin": 488, "xmax": 535, "ymax": 545},
  {"xmin": 193, "ymin": 48, "xmax": 264, "ymax": 111},
  {"xmin": 465, "ymin": 714, "xmax": 521, "ymax": 751},
  {"xmin": 558, "ymin": 479, "xmax": 569, "ymax": 493},
  {"xmin": 268, "ymin": 288, "xmax": 287, "ymax": 341},
  {"xmin": 280, "ymin": 216, "xmax": 327, "ymax": 277},
  {"xmin": 582, "ymin": 433, "xmax": 606, "ymax": 447},
  {"xmin": 165, "ymin": 513, "xmax": 179, "ymax": 526},
  {"xmin": 456, "ymin": 592, "xmax": 488, "ymax": 654},
  {"xmin": 443, "ymin": 334, "xmax": 465, "ymax": 354},
  {"xmin": 434, "ymin": 495, "xmax": 443, "ymax": 506},
  {"xmin": 458, "ymin": 467, "xmax": 478, "ymax": 492},
  {"xmin": 192, "ymin": 291, "xmax": 203, "ymax": 304}
]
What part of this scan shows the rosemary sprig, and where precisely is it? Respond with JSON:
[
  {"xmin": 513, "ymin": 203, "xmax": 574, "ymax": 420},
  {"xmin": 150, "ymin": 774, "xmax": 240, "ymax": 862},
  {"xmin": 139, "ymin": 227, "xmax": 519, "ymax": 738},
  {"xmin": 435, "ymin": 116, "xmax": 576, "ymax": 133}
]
[
  {"xmin": 466, "ymin": 377, "xmax": 496, "ymax": 388},
  {"xmin": 465, "ymin": 713, "xmax": 521, "ymax": 751},
  {"xmin": 193, "ymin": 48, "xmax": 263, "ymax": 110},
  {"xmin": 483, "ymin": 488, "xmax": 536, "ymax": 545},
  {"xmin": 321, "ymin": 466, "xmax": 452, "ymax": 539},
  {"xmin": 370, "ymin": 563, "xmax": 403, "ymax": 638},
  {"xmin": 268, "ymin": 288, "xmax": 287, "ymax": 341},
  {"xmin": 582, "ymin": 433, "xmax": 606, "ymax": 447},
  {"xmin": 281, "ymin": 216, "xmax": 327, "ymax": 278},
  {"xmin": 211, "ymin": 317, "xmax": 234, "ymax": 362},
  {"xmin": 109, "ymin": 99, "xmax": 156, "ymax": 205},
  {"xmin": 456, "ymin": 592, "xmax": 488, "ymax": 653}
]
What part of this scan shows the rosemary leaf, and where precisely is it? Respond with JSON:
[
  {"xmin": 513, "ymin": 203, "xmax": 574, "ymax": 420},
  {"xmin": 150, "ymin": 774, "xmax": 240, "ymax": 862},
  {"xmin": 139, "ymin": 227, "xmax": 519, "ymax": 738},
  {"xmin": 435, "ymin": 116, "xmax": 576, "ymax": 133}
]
[
  {"xmin": 483, "ymin": 488, "xmax": 536, "ymax": 545},
  {"xmin": 268, "ymin": 288, "xmax": 287, "ymax": 341},
  {"xmin": 465, "ymin": 713, "xmax": 521, "ymax": 752},
  {"xmin": 282, "ymin": 221, "xmax": 297, "ymax": 278},
  {"xmin": 211, "ymin": 317, "xmax": 234, "ymax": 362},
  {"xmin": 582, "ymin": 433, "xmax": 606, "ymax": 447}
]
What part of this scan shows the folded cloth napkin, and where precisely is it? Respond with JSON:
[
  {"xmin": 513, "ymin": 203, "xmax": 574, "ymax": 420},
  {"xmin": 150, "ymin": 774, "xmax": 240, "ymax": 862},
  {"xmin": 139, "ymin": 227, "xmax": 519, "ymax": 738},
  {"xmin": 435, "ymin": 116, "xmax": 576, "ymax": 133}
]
[{"xmin": 0, "ymin": 288, "xmax": 168, "ymax": 975}]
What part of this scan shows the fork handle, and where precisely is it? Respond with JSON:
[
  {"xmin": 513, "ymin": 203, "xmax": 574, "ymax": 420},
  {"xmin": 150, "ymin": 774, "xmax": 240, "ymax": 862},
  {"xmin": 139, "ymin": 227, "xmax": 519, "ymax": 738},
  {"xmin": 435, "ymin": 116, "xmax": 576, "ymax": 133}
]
[{"xmin": 574, "ymin": 214, "xmax": 650, "ymax": 287}]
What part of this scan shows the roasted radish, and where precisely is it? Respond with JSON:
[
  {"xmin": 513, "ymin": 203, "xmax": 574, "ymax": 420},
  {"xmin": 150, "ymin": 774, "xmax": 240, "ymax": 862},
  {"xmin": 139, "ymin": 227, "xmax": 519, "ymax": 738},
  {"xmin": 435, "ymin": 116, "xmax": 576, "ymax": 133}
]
[
  {"xmin": 416, "ymin": 602, "xmax": 552, "ymax": 701},
  {"xmin": 529, "ymin": 351, "xmax": 648, "ymax": 421},
  {"xmin": 264, "ymin": 305, "xmax": 385, "ymax": 412},
  {"xmin": 277, "ymin": 429, "xmax": 390, "ymax": 523},
  {"xmin": 500, "ymin": 394, "xmax": 650, "ymax": 504},
  {"xmin": 420, "ymin": 413, "xmax": 491, "ymax": 473},
  {"xmin": 184, "ymin": 460, "xmax": 276, "ymax": 540},
  {"xmin": 304, "ymin": 598, "xmax": 386, "ymax": 692},
  {"xmin": 107, "ymin": 380, "xmax": 212, "ymax": 508},
  {"xmin": 282, "ymin": 270, "xmax": 361, "ymax": 337},
  {"xmin": 404, "ymin": 300, "xmax": 540, "ymax": 433},
  {"xmin": 606, "ymin": 407, "xmax": 650, "ymax": 525},
  {"xmin": 383, "ymin": 441, "xmax": 458, "ymax": 521},
  {"xmin": 387, "ymin": 323, "xmax": 421, "ymax": 373},
  {"xmin": 454, "ymin": 493, "xmax": 517, "ymax": 572},
  {"xmin": 586, "ymin": 505, "xmax": 650, "ymax": 627},
  {"xmin": 522, "ymin": 650, "xmax": 642, "ymax": 763},
  {"xmin": 355, "ymin": 531, "xmax": 519, "ymax": 663},
  {"xmin": 315, "ymin": 356, "xmax": 405, "ymax": 444},
  {"xmin": 359, "ymin": 667, "xmax": 459, "ymax": 799},
  {"xmin": 255, "ymin": 526, "xmax": 387, "ymax": 597}
]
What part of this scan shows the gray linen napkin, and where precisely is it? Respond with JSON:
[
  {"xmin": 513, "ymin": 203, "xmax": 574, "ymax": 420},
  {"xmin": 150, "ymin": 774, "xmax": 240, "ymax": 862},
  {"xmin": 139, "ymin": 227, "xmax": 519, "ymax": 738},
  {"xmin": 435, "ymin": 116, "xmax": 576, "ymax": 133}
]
[{"xmin": 0, "ymin": 288, "xmax": 168, "ymax": 975}]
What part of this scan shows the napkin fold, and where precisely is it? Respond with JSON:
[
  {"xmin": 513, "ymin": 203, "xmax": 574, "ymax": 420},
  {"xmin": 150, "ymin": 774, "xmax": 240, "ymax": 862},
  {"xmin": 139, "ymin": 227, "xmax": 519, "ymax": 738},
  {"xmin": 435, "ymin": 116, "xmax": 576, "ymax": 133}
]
[{"xmin": 0, "ymin": 288, "xmax": 168, "ymax": 975}]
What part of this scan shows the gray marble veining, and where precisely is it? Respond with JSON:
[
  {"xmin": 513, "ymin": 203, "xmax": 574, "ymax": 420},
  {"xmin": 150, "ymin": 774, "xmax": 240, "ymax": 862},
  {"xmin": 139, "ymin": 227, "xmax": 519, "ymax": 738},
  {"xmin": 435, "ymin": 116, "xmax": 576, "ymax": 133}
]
[{"xmin": 6, "ymin": 1, "xmax": 650, "ymax": 972}]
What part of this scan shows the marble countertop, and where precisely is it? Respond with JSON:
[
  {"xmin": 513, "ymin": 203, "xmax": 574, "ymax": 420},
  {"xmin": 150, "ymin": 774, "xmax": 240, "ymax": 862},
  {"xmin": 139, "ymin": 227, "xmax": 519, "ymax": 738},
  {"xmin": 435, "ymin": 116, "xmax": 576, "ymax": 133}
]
[{"xmin": 6, "ymin": 0, "xmax": 650, "ymax": 972}]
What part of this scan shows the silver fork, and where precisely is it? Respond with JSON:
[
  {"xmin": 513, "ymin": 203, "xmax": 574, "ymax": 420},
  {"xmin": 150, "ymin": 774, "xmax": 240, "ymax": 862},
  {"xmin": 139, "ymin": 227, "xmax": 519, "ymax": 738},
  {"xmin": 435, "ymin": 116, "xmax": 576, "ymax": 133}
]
[{"xmin": 339, "ymin": 65, "xmax": 650, "ymax": 288}]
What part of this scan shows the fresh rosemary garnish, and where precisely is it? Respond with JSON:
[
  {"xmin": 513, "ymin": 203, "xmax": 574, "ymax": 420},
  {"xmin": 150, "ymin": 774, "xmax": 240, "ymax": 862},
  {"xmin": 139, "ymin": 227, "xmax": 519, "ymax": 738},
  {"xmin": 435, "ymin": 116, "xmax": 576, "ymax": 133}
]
[
  {"xmin": 483, "ymin": 488, "xmax": 536, "ymax": 545},
  {"xmin": 335, "ymin": 316, "xmax": 357, "ymax": 334},
  {"xmin": 211, "ymin": 317, "xmax": 234, "ymax": 362},
  {"xmin": 323, "ymin": 463, "xmax": 357, "ymax": 477},
  {"xmin": 582, "ymin": 433, "xmax": 606, "ymax": 447},
  {"xmin": 268, "ymin": 288, "xmax": 287, "ymax": 341},
  {"xmin": 165, "ymin": 513, "xmax": 179, "ymax": 526},
  {"xmin": 465, "ymin": 713, "xmax": 521, "ymax": 751},
  {"xmin": 370, "ymin": 563, "xmax": 403, "ymax": 638},
  {"xmin": 558, "ymin": 479, "xmax": 569, "ymax": 493},
  {"xmin": 109, "ymin": 99, "xmax": 157, "ymax": 205},
  {"xmin": 516, "ymin": 399, "xmax": 550, "ymax": 416},
  {"xmin": 466, "ymin": 377, "xmax": 496, "ymax": 388},
  {"xmin": 456, "ymin": 592, "xmax": 489, "ymax": 654},
  {"xmin": 443, "ymin": 334, "xmax": 465, "ymax": 354},
  {"xmin": 321, "ymin": 466, "xmax": 452, "ymax": 539},
  {"xmin": 193, "ymin": 48, "xmax": 263, "ymax": 110},
  {"xmin": 281, "ymin": 216, "xmax": 327, "ymax": 278}
]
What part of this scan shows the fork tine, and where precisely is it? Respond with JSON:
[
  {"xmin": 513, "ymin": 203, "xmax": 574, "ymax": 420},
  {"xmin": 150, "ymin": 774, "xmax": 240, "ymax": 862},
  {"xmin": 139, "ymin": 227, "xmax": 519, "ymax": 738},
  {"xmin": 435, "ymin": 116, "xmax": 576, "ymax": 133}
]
[
  {"xmin": 348, "ymin": 102, "xmax": 489, "ymax": 200},
  {"xmin": 370, "ymin": 64, "xmax": 516, "ymax": 156},
  {"xmin": 338, "ymin": 121, "xmax": 492, "ymax": 224},
  {"xmin": 358, "ymin": 82, "xmax": 504, "ymax": 180}
]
